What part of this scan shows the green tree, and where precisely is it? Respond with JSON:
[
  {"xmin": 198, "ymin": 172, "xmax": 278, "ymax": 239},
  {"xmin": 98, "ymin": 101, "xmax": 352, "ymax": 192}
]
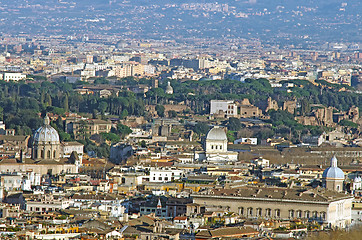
[
  {"xmin": 113, "ymin": 123, "xmax": 133, "ymax": 139},
  {"xmin": 300, "ymin": 98, "xmax": 310, "ymax": 116},
  {"xmin": 168, "ymin": 110, "xmax": 177, "ymax": 118},
  {"xmin": 228, "ymin": 117, "xmax": 242, "ymax": 131},
  {"xmin": 193, "ymin": 122, "xmax": 210, "ymax": 135},
  {"xmin": 63, "ymin": 94, "xmax": 69, "ymax": 112},
  {"xmin": 140, "ymin": 140, "xmax": 147, "ymax": 148},
  {"xmin": 155, "ymin": 105, "xmax": 165, "ymax": 117},
  {"xmin": 120, "ymin": 109, "xmax": 128, "ymax": 119},
  {"xmin": 101, "ymin": 132, "xmax": 121, "ymax": 143}
]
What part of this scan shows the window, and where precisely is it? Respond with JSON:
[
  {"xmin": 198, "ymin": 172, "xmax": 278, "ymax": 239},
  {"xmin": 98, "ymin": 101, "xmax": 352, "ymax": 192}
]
[
  {"xmin": 53, "ymin": 150, "xmax": 56, "ymax": 158},
  {"xmin": 239, "ymin": 207, "xmax": 244, "ymax": 215},
  {"xmin": 312, "ymin": 211, "xmax": 318, "ymax": 218},
  {"xmin": 211, "ymin": 145, "xmax": 214, "ymax": 149},
  {"xmin": 247, "ymin": 207, "xmax": 253, "ymax": 217},
  {"xmin": 257, "ymin": 208, "xmax": 262, "ymax": 217},
  {"xmin": 305, "ymin": 211, "xmax": 310, "ymax": 218},
  {"xmin": 320, "ymin": 212, "xmax": 326, "ymax": 220},
  {"xmin": 266, "ymin": 208, "xmax": 271, "ymax": 217},
  {"xmin": 296, "ymin": 210, "xmax": 302, "ymax": 218},
  {"xmin": 47, "ymin": 150, "xmax": 51, "ymax": 158},
  {"xmin": 275, "ymin": 209, "xmax": 280, "ymax": 218},
  {"xmin": 220, "ymin": 145, "xmax": 222, "ymax": 150},
  {"xmin": 289, "ymin": 210, "xmax": 294, "ymax": 218}
]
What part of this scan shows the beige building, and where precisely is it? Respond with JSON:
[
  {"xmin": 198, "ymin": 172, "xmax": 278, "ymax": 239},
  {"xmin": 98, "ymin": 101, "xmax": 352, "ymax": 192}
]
[
  {"xmin": 115, "ymin": 62, "xmax": 144, "ymax": 78},
  {"xmin": 192, "ymin": 187, "xmax": 353, "ymax": 228},
  {"xmin": 66, "ymin": 119, "xmax": 113, "ymax": 139}
]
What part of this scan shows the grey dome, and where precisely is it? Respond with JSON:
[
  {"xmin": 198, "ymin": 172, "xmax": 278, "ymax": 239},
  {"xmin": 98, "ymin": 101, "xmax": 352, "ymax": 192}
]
[
  {"xmin": 165, "ymin": 81, "xmax": 173, "ymax": 94},
  {"xmin": 33, "ymin": 115, "xmax": 60, "ymax": 144},
  {"xmin": 206, "ymin": 126, "xmax": 227, "ymax": 141},
  {"xmin": 322, "ymin": 156, "xmax": 344, "ymax": 179}
]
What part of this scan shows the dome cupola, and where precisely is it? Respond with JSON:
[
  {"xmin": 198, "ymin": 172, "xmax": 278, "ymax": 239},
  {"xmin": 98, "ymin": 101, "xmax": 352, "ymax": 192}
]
[
  {"xmin": 206, "ymin": 126, "xmax": 227, "ymax": 141},
  {"xmin": 165, "ymin": 81, "xmax": 173, "ymax": 94},
  {"xmin": 322, "ymin": 155, "xmax": 344, "ymax": 192},
  {"xmin": 32, "ymin": 114, "xmax": 61, "ymax": 161},
  {"xmin": 322, "ymin": 155, "xmax": 344, "ymax": 179},
  {"xmin": 33, "ymin": 115, "xmax": 60, "ymax": 144}
]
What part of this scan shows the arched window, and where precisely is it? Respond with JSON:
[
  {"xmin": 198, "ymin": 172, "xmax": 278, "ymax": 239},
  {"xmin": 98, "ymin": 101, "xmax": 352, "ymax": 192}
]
[
  {"xmin": 211, "ymin": 145, "xmax": 214, "ymax": 149},
  {"xmin": 41, "ymin": 150, "xmax": 44, "ymax": 158},
  {"xmin": 320, "ymin": 212, "xmax": 326, "ymax": 220},
  {"xmin": 53, "ymin": 150, "xmax": 56, "ymax": 158},
  {"xmin": 305, "ymin": 211, "xmax": 310, "ymax": 218},
  {"xmin": 47, "ymin": 150, "xmax": 51, "ymax": 158}
]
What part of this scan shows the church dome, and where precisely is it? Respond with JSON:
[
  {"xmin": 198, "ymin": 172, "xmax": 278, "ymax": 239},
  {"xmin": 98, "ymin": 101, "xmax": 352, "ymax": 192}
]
[
  {"xmin": 322, "ymin": 156, "xmax": 344, "ymax": 179},
  {"xmin": 165, "ymin": 81, "xmax": 173, "ymax": 94},
  {"xmin": 206, "ymin": 126, "xmax": 227, "ymax": 141},
  {"xmin": 33, "ymin": 115, "xmax": 60, "ymax": 144}
]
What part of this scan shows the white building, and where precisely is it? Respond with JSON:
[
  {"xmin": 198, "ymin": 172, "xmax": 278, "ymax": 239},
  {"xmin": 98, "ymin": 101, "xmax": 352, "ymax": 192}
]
[
  {"xmin": 351, "ymin": 177, "xmax": 362, "ymax": 193},
  {"xmin": 1, "ymin": 72, "xmax": 26, "ymax": 82},
  {"xmin": 0, "ymin": 174, "xmax": 22, "ymax": 191},
  {"xmin": 149, "ymin": 168, "xmax": 184, "ymax": 183},
  {"xmin": 210, "ymin": 100, "xmax": 237, "ymax": 117},
  {"xmin": 61, "ymin": 141, "xmax": 84, "ymax": 161},
  {"xmin": 204, "ymin": 126, "xmax": 238, "ymax": 163},
  {"xmin": 251, "ymin": 157, "xmax": 270, "ymax": 167},
  {"xmin": 234, "ymin": 138, "xmax": 258, "ymax": 145},
  {"xmin": 26, "ymin": 195, "xmax": 73, "ymax": 213}
]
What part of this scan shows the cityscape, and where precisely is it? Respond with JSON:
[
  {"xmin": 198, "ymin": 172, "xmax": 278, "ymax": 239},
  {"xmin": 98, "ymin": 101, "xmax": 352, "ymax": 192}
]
[{"xmin": 0, "ymin": 0, "xmax": 361, "ymax": 239}]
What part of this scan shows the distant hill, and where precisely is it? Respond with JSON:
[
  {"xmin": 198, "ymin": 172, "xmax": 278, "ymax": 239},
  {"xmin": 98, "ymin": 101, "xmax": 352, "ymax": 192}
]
[{"xmin": 0, "ymin": 0, "xmax": 360, "ymax": 43}]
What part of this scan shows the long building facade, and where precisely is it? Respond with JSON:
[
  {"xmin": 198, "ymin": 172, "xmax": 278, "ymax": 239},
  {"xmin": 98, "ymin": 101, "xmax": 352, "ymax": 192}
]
[{"xmin": 192, "ymin": 187, "xmax": 353, "ymax": 229}]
